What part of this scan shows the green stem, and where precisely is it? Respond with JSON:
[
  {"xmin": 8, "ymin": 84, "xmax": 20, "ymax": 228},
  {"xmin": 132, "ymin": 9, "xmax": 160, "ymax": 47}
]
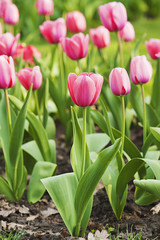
[
  {"xmin": 98, "ymin": 48, "xmax": 105, "ymax": 63},
  {"xmin": 74, "ymin": 222, "xmax": 81, "ymax": 237},
  {"xmin": 4, "ymin": 89, "xmax": 12, "ymax": 133},
  {"xmin": 58, "ymin": 43, "xmax": 66, "ymax": 99},
  {"xmin": 81, "ymin": 107, "xmax": 87, "ymax": 177},
  {"xmin": 34, "ymin": 91, "xmax": 41, "ymax": 121},
  {"xmin": 77, "ymin": 60, "xmax": 82, "ymax": 73},
  {"xmin": 121, "ymin": 96, "xmax": 125, "ymax": 157},
  {"xmin": 141, "ymin": 84, "xmax": 146, "ymax": 144},
  {"xmin": 117, "ymin": 31, "xmax": 123, "ymax": 67}
]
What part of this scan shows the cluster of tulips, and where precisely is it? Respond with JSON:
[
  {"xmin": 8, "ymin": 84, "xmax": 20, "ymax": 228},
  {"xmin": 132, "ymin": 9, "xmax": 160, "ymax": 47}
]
[{"xmin": 0, "ymin": 0, "xmax": 160, "ymax": 238}]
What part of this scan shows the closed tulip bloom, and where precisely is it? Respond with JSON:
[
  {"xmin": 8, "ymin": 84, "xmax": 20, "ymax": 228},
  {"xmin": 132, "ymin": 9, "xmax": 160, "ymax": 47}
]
[
  {"xmin": 36, "ymin": 0, "xmax": 54, "ymax": 16},
  {"xmin": 23, "ymin": 46, "xmax": 41, "ymax": 65},
  {"xmin": 119, "ymin": 21, "xmax": 135, "ymax": 42},
  {"xmin": 0, "ymin": 32, "xmax": 20, "ymax": 56},
  {"xmin": 0, "ymin": 0, "xmax": 11, "ymax": 18},
  {"xmin": 60, "ymin": 33, "xmax": 89, "ymax": 60},
  {"xmin": 130, "ymin": 55, "xmax": 152, "ymax": 85},
  {"xmin": 0, "ymin": 22, "xmax": 2, "ymax": 35},
  {"xmin": 17, "ymin": 66, "xmax": 42, "ymax": 90},
  {"xmin": 99, "ymin": 2, "xmax": 127, "ymax": 32},
  {"xmin": 66, "ymin": 11, "xmax": 86, "ymax": 33},
  {"xmin": 0, "ymin": 55, "xmax": 16, "ymax": 89},
  {"xmin": 145, "ymin": 38, "xmax": 160, "ymax": 60},
  {"xmin": 39, "ymin": 18, "xmax": 67, "ymax": 44},
  {"xmin": 109, "ymin": 68, "xmax": 131, "ymax": 96},
  {"xmin": 3, "ymin": 3, "xmax": 19, "ymax": 25},
  {"xmin": 68, "ymin": 72, "xmax": 103, "ymax": 107},
  {"xmin": 89, "ymin": 26, "xmax": 110, "ymax": 49}
]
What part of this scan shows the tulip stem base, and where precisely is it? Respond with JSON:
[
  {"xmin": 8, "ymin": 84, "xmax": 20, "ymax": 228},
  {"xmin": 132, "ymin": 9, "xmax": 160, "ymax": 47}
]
[
  {"xmin": 141, "ymin": 84, "xmax": 146, "ymax": 144},
  {"xmin": 121, "ymin": 96, "xmax": 125, "ymax": 157},
  {"xmin": 4, "ymin": 89, "xmax": 12, "ymax": 133},
  {"xmin": 34, "ymin": 91, "xmax": 41, "ymax": 121},
  {"xmin": 117, "ymin": 31, "xmax": 123, "ymax": 67},
  {"xmin": 81, "ymin": 107, "xmax": 87, "ymax": 177}
]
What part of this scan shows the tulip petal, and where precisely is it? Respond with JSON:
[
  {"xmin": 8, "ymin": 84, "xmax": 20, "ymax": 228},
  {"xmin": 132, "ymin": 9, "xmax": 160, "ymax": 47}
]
[
  {"xmin": 17, "ymin": 68, "xmax": 32, "ymax": 90},
  {"xmin": 0, "ymin": 56, "xmax": 11, "ymax": 88},
  {"xmin": 61, "ymin": 37, "xmax": 80, "ymax": 60},
  {"xmin": 67, "ymin": 73, "xmax": 77, "ymax": 105},
  {"xmin": 89, "ymin": 73, "xmax": 104, "ymax": 105}
]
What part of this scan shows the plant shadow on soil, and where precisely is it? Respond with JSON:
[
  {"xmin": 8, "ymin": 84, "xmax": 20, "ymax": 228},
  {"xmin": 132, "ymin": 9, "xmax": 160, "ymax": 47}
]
[{"xmin": 0, "ymin": 122, "xmax": 160, "ymax": 240}]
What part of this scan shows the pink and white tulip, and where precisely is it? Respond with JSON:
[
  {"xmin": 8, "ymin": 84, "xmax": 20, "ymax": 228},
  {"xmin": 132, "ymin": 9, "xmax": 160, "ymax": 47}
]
[
  {"xmin": 109, "ymin": 68, "xmax": 131, "ymax": 96},
  {"xmin": 145, "ymin": 38, "xmax": 160, "ymax": 60},
  {"xmin": 60, "ymin": 33, "xmax": 89, "ymax": 60},
  {"xmin": 68, "ymin": 72, "xmax": 103, "ymax": 107},
  {"xmin": 0, "ymin": 32, "xmax": 20, "ymax": 56},
  {"xmin": 3, "ymin": 3, "xmax": 19, "ymax": 25},
  {"xmin": 130, "ymin": 55, "xmax": 152, "ymax": 85},
  {"xmin": 0, "ymin": 55, "xmax": 16, "ymax": 89},
  {"xmin": 99, "ymin": 2, "xmax": 127, "ymax": 32},
  {"xmin": 66, "ymin": 11, "xmax": 86, "ymax": 33},
  {"xmin": 89, "ymin": 26, "xmax": 110, "ymax": 49},
  {"xmin": 39, "ymin": 18, "xmax": 67, "ymax": 44},
  {"xmin": 0, "ymin": 0, "xmax": 11, "ymax": 18},
  {"xmin": 35, "ymin": 0, "xmax": 54, "ymax": 16},
  {"xmin": 119, "ymin": 21, "xmax": 135, "ymax": 42},
  {"xmin": 17, "ymin": 66, "xmax": 42, "ymax": 90}
]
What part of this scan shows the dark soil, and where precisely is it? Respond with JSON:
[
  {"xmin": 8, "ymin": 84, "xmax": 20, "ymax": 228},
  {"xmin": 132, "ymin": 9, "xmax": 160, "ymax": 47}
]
[{"xmin": 0, "ymin": 122, "xmax": 160, "ymax": 240}]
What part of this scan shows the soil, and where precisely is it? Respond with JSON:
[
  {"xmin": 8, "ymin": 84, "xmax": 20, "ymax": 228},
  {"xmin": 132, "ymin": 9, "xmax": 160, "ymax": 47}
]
[{"xmin": 0, "ymin": 122, "xmax": 160, "ymax": 240}]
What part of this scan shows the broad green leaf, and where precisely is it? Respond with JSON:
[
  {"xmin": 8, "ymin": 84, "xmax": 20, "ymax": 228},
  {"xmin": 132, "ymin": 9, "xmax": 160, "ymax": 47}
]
[
  {"xmin": 80, "ymin": 197, "xmax": 93, "ymax": 237},
  {"xmin": 150, "ymin": 127, "xmax": 160, "ymax": 142},
  {"xmin": 0, "ymin": 176, "xmax": 16, "ymax": 201},
  {"xmin": 71, "ymin": 108, "xmax": 91, "ymax": 180},
  {"xmin": 86, "ymin": 133, "xmax": 110, "ymax": 153},
  {"xmin": 91, "ymin": 109, "xmax": 108, "ymax": 134},
  {"xmin": 46, "ymin": 116, "xmax": 56, "ymax": 140},
  {"xmin": 16, "ymin": 165, "xmax": 27, "ymax": 201},
  {"xmin": 9, "ymin": 95, "xmax": 52, "ymax": 163},
  {"xmin": 142, "ymin": 128, "xmax": 160, "ymax": 156},
  {"xmin": 151, "ymin": 58, "xmax": 160, "ymax": 115},
  {"xmin": 41, "ymin": 173, "xmax": 78, "ymax": 235},
  {"xmin": 9, "ymin": 87, "xmax": 31, "ymax": 190},
  {"xmin": 75, "ymin": 139, "xmax": 121, "ymax": 228},
  {"xmin": 28, "ymin": 161, "xmax": 57, "ymax": 203},
  {"xmin": 134, "ymin": 187, "xmax": 158, "ymax": 205},
  {"xmin": 134, "ymin": 179, "xmax": 160, "ymax": 199}
]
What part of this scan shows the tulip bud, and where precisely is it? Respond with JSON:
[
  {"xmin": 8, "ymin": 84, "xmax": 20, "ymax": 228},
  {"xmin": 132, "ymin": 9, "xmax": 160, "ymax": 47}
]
[
  {"xmin": 0, "ymin": 0, "xmax": 11, "ymax": 18},
  {"xmin": 145, "ymin": 38, "xmax": 160, "ymax": 60},
  {"xmin": 109, "ymin": 68, "xmax": 131, "ymax": 96},
  {"xmin": 66, "ymin": 11, "xmax": 86, "ymax": 33},
  {"xmin": 3, "ymin": 3, "xmax": 19, "ymax": 25},
  {"xmin": 68, "ymin": 72, "xmax": 103, "ymax": 107},
  {"xmin": 0, "ymin": 32, "xmax": 20, "ymax": 56},
  {"xmin": 23, "ymin": 46, "xmax": 41, "ymax": 65},
  {"xmin": 0, "ymin": 55, "xmax": 16, "ymax": 89},
  {"xmin": 130, "ymin": 55, "xmax": 152, "ymax": 85},
  {"xmin": 35, "ymin": 0, "xmax": 54, "ymax": 16},
  {"xmin": 99, "ymin": 2, "xmax": 127, "ymax": 32},
  {"xmin": 89, "ymin": 26, "xmax": 110, "ymax": 49},
  {"xmin": 60, "ymin": 33, "xmax": 89, "ymax": 60},
  {"xmin": 39, "ymin": 18, "xmax": 67, "ymax": 44},
  {"xmin": 119, "ymin": 21, "xmax": 135, "ymax": 42},
  {"xmin": 17, "ymin": 66, "xmax": 42, "ymax": 90}
]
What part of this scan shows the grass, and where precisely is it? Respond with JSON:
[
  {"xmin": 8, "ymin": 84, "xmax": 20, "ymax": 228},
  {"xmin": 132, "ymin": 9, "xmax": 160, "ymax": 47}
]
[{"xmin": 0, "ymin": 230, "xmax": 26, "ymax": 240}]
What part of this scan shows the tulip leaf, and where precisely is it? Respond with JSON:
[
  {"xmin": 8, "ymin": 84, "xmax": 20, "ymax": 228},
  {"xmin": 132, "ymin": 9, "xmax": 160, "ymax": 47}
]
[
  {"xmin": 41, "ymin": 173, "xmax": 78, "ymax": 235},
  {"xmin": 151, "ymin": 58, "xmax": 160, "ymax": 115},
  {"xmin": 28, "ymin": 161, "xmax": 57, "ymax": 203},
  {"xmin": 150, "ymin": 127, "xmax": 160, "ymax": 142},
  {"xmin": 0, "ymin": 176, "xmax": 16, "ymax": 201},
  {"xmin": 142, "ymin": 127, "xmax": 160, "ymax": 156},
  {"xmin": 75, "ymin": 139, "xmax": 121, "ymax": 230},
  {"xmin": 134, "ymin": 179, "xmax": 160, "ymax": 199},
  {"xmin": 86, "ymin": 133, "xmax": 110, "ymax": 153},
  {"xmin": 43, "ymin": 78, "xmax": 49, "ymax": 128},
  {"xmin": 134, "ymin": 186, "xmax": 158, "ymax": 205},
  {"xmin": 16, "ymin": 165, "xmax": 27, "ymax": 201}
]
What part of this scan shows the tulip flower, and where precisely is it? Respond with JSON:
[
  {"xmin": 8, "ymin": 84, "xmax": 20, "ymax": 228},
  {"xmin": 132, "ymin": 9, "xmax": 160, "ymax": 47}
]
[
  {"xmin": 0, "ymin": 32, "xmax": 20, "ymax": 56},
  {"xmin": 66, "ymin": 11, "xmax": 86, "ymax": 33},
  {"xmin": 145, "ymin": 38, "xmax": 160, "ymax": 60},
  {"xmin": 0, "ymin": 22, "xmax": 2, "ymax": 35},
  {"xmin": 60, "ymin": 33, "xmax": 89, "ymax": 60},
  {"xmin": 119, "ymin": 21, "xmax": 135, "ymax": 42},
  {"xmin": 23, "ymin": 45, "xmax": 41, "ymax": 65},
  {"xmin": 35, "ymin": 0, "xmax": 54, "ymax": 16},
  {"xmin": 67, "ymin": 72, "xmax": 103, "ymax": 107},
  {"xmin": 99, "ymin": 2, "xmax": 127, "ymax": 32},
  {"xmin": 39, "ymin": 18, "xmax": 67, "ymax": 44},
  {"xmin": 109, "ymin": 67, "xmax": 131, "ymax": 96},
  {"xmin": 130, "ymin": 55, "xmax": 152, "ymax": 85},
  {"xmin": 3, "ymin": 3, "xmax": 19, "ymax": 25},
  {"xmin": 17, "ymin": 66, "xmax": 42, "ymax": 90},
  {"xmin": 0, "ymin": 0, "xmax": 11, "ymax": 18},
  {"xmin": 89, "ymin": 26, "xmax": 110, "ymax": 49}
]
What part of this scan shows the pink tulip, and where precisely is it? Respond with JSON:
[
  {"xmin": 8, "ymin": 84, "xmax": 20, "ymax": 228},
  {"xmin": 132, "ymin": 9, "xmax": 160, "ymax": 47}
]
[
  {"xmin": 119, "ymin": 21, "xmax": 135, "ymax": 42},
  {"xmin": 3, "ymin": 3, "xmax": 19, "ymax": 25},
  {"xmin": 23, "ymin": 46, "xmax": 41, "ymax": 65},
  {"xmin": 0, "ymin": 0, "xmax": 11, "ymax": 18},
  {"xmin": 60, "ymin": 33, "xmax": 89, "ymax": 60},
  {"xmin": 145, "ymin": 38, "xmax": 160, "ymax": 60},
  {"xmin": 66, "ymin": 11, "xmax": 86, "ymax": 33},
  {"xmin": 89, "ymin": 26, "xmax": 110, "ymax": 49},
  {"xmin": 0, "ymin": 22, "xmax": 2, "ymax": 35},
  {"xmin": 0, "ymin": 55, "xmax": 16, "ymax": 89},
  {"xmin": 99, "ymin": 2, "xmax": 127, "ymax": 32},
  {"xmin": 109, "ymin": 68, "xmax": 131, "ymax": 96},
  {"xmin": 39, "ymin": 18, "xmax": 67, "ymax": 44},
  {"xmin": 130, "ymin": 55, "xmax": 152, "ymax": 85},
  {"xmin": 0, "ymin": 32, "xmax": 20, "ymax": 56},
  {"xmin": 68, "ymin": 72, "xmax": 103, "ymax": 107},
  {"xmin": 17, "ymin": 66, "xmax": 42, "ymax": 90},
  {"xmin": 35, "ymin": 0, "xmax": 54, "ymax": 16}
]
